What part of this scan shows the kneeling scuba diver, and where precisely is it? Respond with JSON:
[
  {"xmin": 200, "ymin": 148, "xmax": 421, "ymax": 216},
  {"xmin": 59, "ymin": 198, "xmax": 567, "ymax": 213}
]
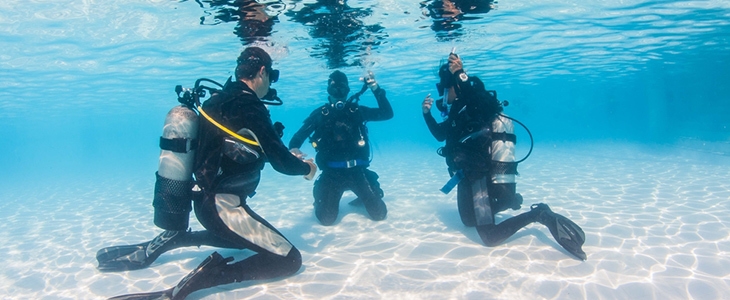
[
  {"xmin": 422, "ymin": 51, "xmax": 586, "ymax": 260},
  {"xmin": 288, "ymin": 70, "xmax": 392, "ymax": 225},
  {"xmin": 96, "ymin": 75, "xmax": 307, "ymax": 272}
]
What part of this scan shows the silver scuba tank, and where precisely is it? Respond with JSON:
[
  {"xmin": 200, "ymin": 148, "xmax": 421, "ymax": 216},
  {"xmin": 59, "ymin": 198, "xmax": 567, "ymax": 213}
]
[
  {"xmin": 153, "ymin": 105, "xmax": 199, "ymax": 231},
  {"xmin": 490, "ymin": 113, "xmax": 516, "ymax": 185}
]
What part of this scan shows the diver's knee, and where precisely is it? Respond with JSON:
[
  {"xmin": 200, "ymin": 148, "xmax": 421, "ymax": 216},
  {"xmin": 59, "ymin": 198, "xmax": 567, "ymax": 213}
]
[
  {"xmin": 315, "ymin": 211, "xmax": 337, "ymax": 226},
  {"xmin": 476, "ymin": 225, "xmax": 505, "ymax": 247},
  {"xmin": 364, "ymin": 199, "xmax": 387, "ymax": 221},
  {"xmin": 481, "ymin": 238, "xmax": 502, "ymax": 247},
  {"xmin": 317, "ymin": 217, "xmax": 337, "ymax": 226},
  {"xmin": 283, "ymin": 247, "xmax": 303, "ymax": 275},
  {"xmin": 369, "ymin": 209, "xmax": 387, "ymax": 221}
]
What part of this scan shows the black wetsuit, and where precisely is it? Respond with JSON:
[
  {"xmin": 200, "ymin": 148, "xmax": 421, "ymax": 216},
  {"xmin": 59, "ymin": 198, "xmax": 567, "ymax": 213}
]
[
  {"xmin": 186, "ymin": 79, "xmax": 309, "ymax": 283},
  {"xmin": 424, "ymin": 74, "xmax": 538, "ymax": 247},
  {"xmin": 114, "ymin": 81, "xmax": 311, "ymax": 299},
  {"xmin": 289, "ymin": 87, "xmax": 393, "ymax": 225}
]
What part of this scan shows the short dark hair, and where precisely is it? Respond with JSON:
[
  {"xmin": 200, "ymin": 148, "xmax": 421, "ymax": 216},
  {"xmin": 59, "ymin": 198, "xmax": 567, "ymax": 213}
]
[{"xmin": 235, "ymin": 47, "xmax": 272, "ymax": 80}]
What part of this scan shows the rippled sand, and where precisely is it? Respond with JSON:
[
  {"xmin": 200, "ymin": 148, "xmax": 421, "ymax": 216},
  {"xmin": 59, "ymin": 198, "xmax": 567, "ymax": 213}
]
[{"xmin": 1, "ymin": 142, "xmax": 729, "ymax": 299}]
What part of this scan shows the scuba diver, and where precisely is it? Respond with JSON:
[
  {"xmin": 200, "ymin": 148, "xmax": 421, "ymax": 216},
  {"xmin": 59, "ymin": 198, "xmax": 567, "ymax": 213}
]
[
  {"xmin": 421, "ymin": 53, "xmax": 587, "ymax": 260},
  {"xmin": 96, "ymin": 47, "xmax": 317, "ymax": 299},
  {"xmin": 289, "ymin": 70, "xmax": 392, "ymax": 225}
]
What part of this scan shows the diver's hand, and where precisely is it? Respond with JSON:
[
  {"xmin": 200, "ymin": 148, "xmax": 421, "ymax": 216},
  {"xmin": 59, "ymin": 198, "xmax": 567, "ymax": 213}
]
[
  {"xmin": 448, "ymin": 53, "xmax": 463, "ymax": 74},
  {"xmin": 303, "ymin": 159, "xmax": 317, "ymax": 181},
  {"xmin": 422, "ymin": 94, "xmax": 433, "ymax": 114},
  {"xmin": 364, "ymin": 71, "xmax": 379, "ymax": 91},
  {"xmin": 290, "ymin": 148, "xmax": 307, "ymax": 160}
]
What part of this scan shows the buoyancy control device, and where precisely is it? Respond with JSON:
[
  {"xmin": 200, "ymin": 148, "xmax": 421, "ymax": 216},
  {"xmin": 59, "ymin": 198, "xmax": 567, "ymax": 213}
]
[
  {"xmin": 309, "ymin": 81, "xmax": 372, "ymax": 167},
  {"xmin": 153, "ymin": 78, "xmax": 282, "ymax": 231}
]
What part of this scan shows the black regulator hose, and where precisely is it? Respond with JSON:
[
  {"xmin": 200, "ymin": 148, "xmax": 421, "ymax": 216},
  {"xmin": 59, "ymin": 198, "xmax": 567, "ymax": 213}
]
[{"xmin": 498, "ymin": 113, "xmax": 534, "ymax": 164}]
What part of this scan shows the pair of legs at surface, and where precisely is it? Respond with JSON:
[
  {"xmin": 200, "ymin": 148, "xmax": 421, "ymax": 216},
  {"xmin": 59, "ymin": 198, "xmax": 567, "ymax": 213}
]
[
  {"xmin": 313, "ymin": 167, "xmax": 387, "ymax": 225},
  {"xmin": 457, "ymin": 172, "xmax": 587, "ymax": 260},
  {"xmin": 98, "ymin": 172, "xmax": 302, "ymax": 300}
]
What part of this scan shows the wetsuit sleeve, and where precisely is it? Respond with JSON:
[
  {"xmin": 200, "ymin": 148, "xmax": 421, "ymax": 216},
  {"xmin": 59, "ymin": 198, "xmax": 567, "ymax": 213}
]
[
  {"xmin": 359, "ymin": 88, "xmax": 393, "ymax": 121},
  {"xmin": 246, "ymin": 106, "xmax": 311, "ymax": 176},
  {"xmin": 423, "ymin": 112, "xmax": 447, "ymax": 142},
  {"xmin": 288, "ymin": 111, "xmax": 319, "ymax": 149}
]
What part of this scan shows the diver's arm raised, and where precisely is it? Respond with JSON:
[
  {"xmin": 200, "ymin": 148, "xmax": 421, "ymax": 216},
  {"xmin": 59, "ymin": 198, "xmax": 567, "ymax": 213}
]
[
  {"xmin": 422, "ymin": 94, "xmax": 447, "ymax": 142},
  {"xmin": 360, "ymin": 87, "xmax": 393, "ymax": 121}
]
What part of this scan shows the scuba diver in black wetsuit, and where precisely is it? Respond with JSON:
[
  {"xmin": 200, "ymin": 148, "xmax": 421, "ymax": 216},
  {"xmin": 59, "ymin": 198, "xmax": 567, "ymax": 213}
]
[
  {"xmin": 288, "ymin": 70, "xmax": 392, "ymax": 225},
  {"xmin": 96, "ymin": 47, "xmax": 318, "ymax": 300},
  {"xmin": 422, "ymin": 53, "xmax": 587, "ymax": 260}
]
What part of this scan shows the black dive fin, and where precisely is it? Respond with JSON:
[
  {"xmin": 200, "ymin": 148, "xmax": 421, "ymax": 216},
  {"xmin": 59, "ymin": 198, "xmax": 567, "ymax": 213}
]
[
  {"xmin": 97, "ymin": 230, "xmax": 183, "ymax": 272},
  {"xmin": 96, "ymin": 243, "xmax": 152, "ymax": 272},
  {"xmin": 107, "ymin": 252, "xmax": 234, "ymax": 300},
  {"xmin": 533, "ymin": 204, "xmax": 587, "ymax": 261}
]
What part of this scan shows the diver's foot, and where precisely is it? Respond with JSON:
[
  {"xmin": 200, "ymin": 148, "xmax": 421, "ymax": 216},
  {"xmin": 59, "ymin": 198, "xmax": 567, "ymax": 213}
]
[
  {"xmin": 167, "ymin": 251, "xmax": 234, "ymax": 300},
  {"xmin": 529, "ymin": 203, "xmax": 549, "ymax": 216},
  {"xmin": 531, "ymin": 203, "xmax": 587, "ymax": 261},
  {"xmin": 97, "ymin": 230, "xmax": 185, "ymax": 272}
]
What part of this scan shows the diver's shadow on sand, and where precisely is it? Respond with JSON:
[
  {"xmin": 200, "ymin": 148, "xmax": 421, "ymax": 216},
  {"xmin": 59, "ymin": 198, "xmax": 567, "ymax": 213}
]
[
  {"xmin": 435, "ymin": 203, "xmax": 570, "ymax": 257},
  {"xmin": 276, "ymin": 196, "xmax": 378, "ymax": 253}
]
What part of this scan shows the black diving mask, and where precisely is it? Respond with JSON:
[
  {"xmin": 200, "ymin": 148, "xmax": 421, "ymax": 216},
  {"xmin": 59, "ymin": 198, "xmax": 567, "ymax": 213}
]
[
  {"xmin": 328, "ymin": 82, "xmax": 350, "ymax": 99},
  {"xmin": 436, "ymin": 63, "xmax": 452, "ymax": 97},
  {"xmin": 268, "ymin": 68, "xmax": 279, "ymax": 84}
]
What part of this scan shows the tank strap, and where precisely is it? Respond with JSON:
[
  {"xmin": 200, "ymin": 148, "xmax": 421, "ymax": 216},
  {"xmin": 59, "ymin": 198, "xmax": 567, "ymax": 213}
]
[
  {"xmin": 160, "ymin": 137, "xmax": 198, "ymax": 153},
  {"xmin": 491, "ymin": 132, "xmax": 516, "ymax": 144}
]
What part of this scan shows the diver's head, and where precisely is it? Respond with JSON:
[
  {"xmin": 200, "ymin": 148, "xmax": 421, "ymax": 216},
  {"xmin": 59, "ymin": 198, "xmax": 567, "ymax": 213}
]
[
  {"xmin": 236, "ymin": 47, "xmax": 280, "ymax": 98},
  {"xmin": 327, "ymin": 70, "xmax": 350, "ymax": 103},
  {"xmin": 436, "ymin": 63, "xmax": 456, "ymax": 103}
]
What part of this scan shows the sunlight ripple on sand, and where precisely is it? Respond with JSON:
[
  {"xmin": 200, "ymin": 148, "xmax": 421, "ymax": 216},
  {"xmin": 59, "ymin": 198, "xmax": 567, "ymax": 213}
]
[{"xmin": 1, "ymin": 144, "xmax": 729, "ymax": 299}]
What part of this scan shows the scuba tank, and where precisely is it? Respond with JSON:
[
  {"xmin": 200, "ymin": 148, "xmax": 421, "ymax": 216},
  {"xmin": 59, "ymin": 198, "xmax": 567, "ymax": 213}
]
[
  {"xmin": 490, "ymin": 114, "xmax": 516, "ymax": 186},
  {"xmin": 489, "ymin": 113, "xmax": 519, "ymax": 212},
  {"xmin": 488, "ymin": 98, "xmax": 533, "ymax": 212},
  {"xmin": 154, "ymin": 104, "xmax": 199, "ymax": 231}
]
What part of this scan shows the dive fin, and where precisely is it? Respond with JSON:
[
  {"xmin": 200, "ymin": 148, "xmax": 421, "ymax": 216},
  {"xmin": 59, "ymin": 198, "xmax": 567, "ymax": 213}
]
[
  {"xmin": 532, "ymin": 203, "xmax": 587, "ymax": 260},
  {"xmin": 97, "ymin": 230, "xmax": 184, "ymax": 272},
  {"xmin": 96, "ymin": 243, "xmax": 152, "ymax": 272},
  {"xmin": 107, "ymin": 252, "xmax": 234, "ymax": 300}
]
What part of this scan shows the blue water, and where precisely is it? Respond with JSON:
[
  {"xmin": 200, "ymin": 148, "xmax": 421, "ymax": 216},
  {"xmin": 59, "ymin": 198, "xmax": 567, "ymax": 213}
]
[
  {"xmin": 2, "ymin": 0, "xmax": 729, "ymax": 187},
  {"xmin": 1, "ymin": 1, "xmax": 730, "ymax": 297}
]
